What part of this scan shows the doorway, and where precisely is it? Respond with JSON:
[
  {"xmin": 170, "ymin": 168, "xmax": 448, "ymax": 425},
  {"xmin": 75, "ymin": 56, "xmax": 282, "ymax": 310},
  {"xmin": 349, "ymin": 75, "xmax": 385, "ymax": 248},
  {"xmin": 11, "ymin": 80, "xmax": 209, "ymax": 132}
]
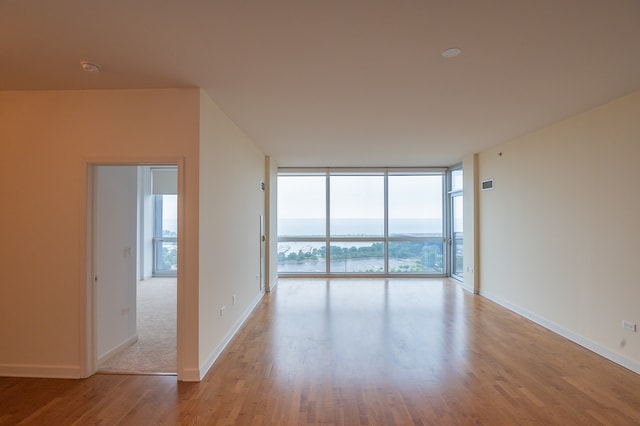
[{"xmin": 89, "ymin": 164, "xmax": 178, "ymax": 375}]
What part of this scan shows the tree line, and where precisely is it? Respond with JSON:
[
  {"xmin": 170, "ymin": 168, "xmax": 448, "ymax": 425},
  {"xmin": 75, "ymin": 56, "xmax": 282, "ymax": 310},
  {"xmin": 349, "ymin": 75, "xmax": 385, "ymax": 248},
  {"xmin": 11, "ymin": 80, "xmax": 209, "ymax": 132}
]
[{"xmin": 278, "ymin": 241, "xmax": 442, "ymax": 264}]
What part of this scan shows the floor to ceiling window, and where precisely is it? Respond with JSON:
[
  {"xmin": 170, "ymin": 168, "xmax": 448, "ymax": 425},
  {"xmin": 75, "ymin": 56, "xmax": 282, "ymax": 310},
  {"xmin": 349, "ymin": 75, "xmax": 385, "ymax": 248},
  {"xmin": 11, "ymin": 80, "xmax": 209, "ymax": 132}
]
[
  {"xmin": 277, "ymin": 168, "xmax": 447, "ymax": 276},
  {"xmin": 151, "ymin": 168, "xmax": 178, "ymax": 276},
  {"xmin": 388, "ymin": 172, "xmax": 444, "ymax": 273},
  {"xmin": 330, "ymin": 173, "xmax": 385, "ymax": 273}
]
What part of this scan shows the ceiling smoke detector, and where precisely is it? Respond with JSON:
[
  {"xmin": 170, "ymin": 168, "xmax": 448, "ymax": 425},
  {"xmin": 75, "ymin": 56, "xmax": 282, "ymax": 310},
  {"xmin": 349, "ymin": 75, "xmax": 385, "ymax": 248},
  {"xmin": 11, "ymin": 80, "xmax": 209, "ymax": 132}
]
[
  {"xmin": 441, "ymin": 48, "xmax": 462, "ymax": 58},
  {"xmin": 80, "ymin": 61, "xmax": 101, "ymax": 73}
]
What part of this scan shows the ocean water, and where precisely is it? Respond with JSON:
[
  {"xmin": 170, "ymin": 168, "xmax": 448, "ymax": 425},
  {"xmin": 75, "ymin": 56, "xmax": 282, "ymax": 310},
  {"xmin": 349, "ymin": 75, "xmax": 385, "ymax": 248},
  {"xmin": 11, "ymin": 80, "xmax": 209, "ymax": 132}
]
[{"xmin": 278, "ymin": 218, "xmax": 442, "ymax": 237}]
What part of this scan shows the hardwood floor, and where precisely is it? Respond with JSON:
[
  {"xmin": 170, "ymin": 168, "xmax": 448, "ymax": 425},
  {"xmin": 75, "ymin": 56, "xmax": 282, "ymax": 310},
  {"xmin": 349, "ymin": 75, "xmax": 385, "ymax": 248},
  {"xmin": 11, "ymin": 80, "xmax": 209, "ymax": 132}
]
[{"xmin": 2, "ymin": 278, "xmax": 640, "ymax": 425}]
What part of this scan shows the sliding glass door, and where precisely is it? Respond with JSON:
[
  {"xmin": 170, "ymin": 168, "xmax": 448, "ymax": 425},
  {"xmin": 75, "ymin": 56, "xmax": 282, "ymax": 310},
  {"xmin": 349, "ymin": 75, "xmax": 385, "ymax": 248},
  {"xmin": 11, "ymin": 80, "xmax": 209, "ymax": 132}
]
[{"xmin": 449, "ymin": 168, "xmax": 463, "ymax": 280}]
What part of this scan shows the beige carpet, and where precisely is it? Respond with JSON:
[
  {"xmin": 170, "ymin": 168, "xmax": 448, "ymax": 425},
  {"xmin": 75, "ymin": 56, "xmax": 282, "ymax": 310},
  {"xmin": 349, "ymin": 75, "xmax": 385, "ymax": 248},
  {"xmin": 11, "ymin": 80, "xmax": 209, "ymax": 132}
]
[{"xmin": 98, "ymin": 277, "xmax": 176, "ymax": 374}]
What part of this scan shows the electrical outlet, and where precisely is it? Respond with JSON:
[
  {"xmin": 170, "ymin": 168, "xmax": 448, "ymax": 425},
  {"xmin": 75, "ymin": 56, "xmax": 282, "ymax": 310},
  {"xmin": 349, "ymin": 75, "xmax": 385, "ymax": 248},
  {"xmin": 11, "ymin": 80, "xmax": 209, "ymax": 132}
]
[
  {"xmin": 220, "ymin": 306, "xmax": 226, "ymax": 316},
  {"xmin": 622, "ymin": 320, "xmax": 637, "ymax": 332}
]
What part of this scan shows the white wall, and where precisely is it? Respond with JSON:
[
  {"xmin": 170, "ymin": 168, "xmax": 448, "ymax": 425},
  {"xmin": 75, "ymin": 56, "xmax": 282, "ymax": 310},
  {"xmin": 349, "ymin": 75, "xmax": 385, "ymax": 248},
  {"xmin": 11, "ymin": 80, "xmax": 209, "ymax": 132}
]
[
  {"xmin": 0, "ymin": 88, "xmax": 271, "ymax": 381},
  {"xmin": 96, "ymin": 166, "xmax": 138, "ymax": 361},
  {"xmin": 478, "ymin": 90, "xmax": 640, "ymax": 373},
  {"xmin": 0, "ymin": 89, "xmax": 200, "ymax": 378},
  {"xmin": 198, "ymin": 90, "xmax": 266, "ymax": 379}
]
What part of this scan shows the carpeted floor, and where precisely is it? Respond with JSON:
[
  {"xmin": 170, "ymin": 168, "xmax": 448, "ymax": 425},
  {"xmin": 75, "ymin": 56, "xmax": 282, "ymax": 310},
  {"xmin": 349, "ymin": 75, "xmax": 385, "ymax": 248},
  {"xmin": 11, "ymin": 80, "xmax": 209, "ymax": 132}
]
[{"xmin": 98, "ymin": 278, "xmax": 176, "ymax": 374}]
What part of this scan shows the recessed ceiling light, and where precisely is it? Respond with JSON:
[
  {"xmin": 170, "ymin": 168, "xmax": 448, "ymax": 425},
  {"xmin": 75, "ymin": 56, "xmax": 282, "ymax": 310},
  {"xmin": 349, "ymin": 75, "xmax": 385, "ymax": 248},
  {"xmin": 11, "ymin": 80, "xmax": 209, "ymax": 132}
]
[
  {"xmin": 441, "ymin": 48, "xmax": 462, "ymax": 58},
  {"xmin": 80, "ymin": 61, "xmax": 101, "ymax": 73}
]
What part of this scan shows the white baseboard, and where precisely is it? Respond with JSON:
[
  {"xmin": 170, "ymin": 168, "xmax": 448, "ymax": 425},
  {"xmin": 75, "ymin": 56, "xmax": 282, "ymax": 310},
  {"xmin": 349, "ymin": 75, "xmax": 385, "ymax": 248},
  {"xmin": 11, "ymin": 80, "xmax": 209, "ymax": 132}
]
[
  {"xmin": 0, "ymin": 363, "xmax": 83, "ymax": 379},
  {"xmin": 197, "ymin": 290, "xmax": 266, "ymax": 381},
  {"xmin": 480, "ymin": 290, "xmax": 640, "ymax": 376},
  {"xmin": 2, "ymin": 334, "xmax": 138, "ymax": 379},
  {"xmin": 267, "ymin": 277, "xmax": 279, "ymax": 292},
  {"xmin": 97, "ymin": 334, "xmax": 139, "ymax": 364},
  {"xmin": 459, "ymin": 282, "xmax": 475, "ymax": 293},
  {"xmin": 450, "ymin": 277, "xmax": 474, "ymax": 294}
]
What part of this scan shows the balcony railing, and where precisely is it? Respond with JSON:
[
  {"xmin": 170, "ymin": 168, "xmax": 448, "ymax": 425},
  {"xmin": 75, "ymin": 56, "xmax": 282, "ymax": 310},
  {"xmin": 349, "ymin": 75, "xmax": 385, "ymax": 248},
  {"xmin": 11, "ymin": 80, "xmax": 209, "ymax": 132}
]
[{"xmin": 277, "ymin": 238, "xmax": 444, "ymax": 275}]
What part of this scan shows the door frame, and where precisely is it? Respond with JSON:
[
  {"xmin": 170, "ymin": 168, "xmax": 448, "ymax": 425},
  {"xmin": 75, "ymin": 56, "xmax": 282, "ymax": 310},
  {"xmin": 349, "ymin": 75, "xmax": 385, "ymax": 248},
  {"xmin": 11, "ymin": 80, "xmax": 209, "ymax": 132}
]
[{"xmin": 82, "ymin": 157, "xmax": 185, "ymax": 378}]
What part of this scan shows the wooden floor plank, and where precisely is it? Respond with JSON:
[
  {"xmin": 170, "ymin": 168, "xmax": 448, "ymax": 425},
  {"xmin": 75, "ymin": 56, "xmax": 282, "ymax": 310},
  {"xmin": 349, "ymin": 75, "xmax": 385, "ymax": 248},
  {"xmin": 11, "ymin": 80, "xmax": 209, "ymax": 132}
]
[{"xmin": 2, "ymin": 278, "xmax": 640, "ymax": 425}]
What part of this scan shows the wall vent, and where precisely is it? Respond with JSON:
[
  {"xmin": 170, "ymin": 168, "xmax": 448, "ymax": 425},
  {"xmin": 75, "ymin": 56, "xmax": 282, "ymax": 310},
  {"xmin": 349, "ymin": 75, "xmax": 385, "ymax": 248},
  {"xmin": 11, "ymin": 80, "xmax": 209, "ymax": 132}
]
[{"xmin": 481, "ymin": 179, "xmax": 494, "ymax": 191}]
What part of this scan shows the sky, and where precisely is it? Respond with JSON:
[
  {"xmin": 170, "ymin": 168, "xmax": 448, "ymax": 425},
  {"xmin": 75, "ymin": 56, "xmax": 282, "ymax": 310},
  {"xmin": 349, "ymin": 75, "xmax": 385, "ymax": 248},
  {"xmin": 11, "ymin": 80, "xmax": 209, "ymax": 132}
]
[
  {"xmin": 163, "ymin": 172, "xmax": 460, "ymax": 232},
  {"xmin": 162, "ymin": 194, "xmax": 178, "ymax": 233},
  {"xmin": 277, "ymin": 174, "xmax": 445, "ymax": 219}
]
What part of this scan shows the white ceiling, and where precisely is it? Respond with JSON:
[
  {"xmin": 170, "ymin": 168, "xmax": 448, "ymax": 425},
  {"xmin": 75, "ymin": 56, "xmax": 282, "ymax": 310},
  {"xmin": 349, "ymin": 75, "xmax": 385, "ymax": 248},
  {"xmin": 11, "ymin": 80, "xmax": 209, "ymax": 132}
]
[{"xmin": 2, "ymin": 0, "xmax": 639, "ymax": 167}]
